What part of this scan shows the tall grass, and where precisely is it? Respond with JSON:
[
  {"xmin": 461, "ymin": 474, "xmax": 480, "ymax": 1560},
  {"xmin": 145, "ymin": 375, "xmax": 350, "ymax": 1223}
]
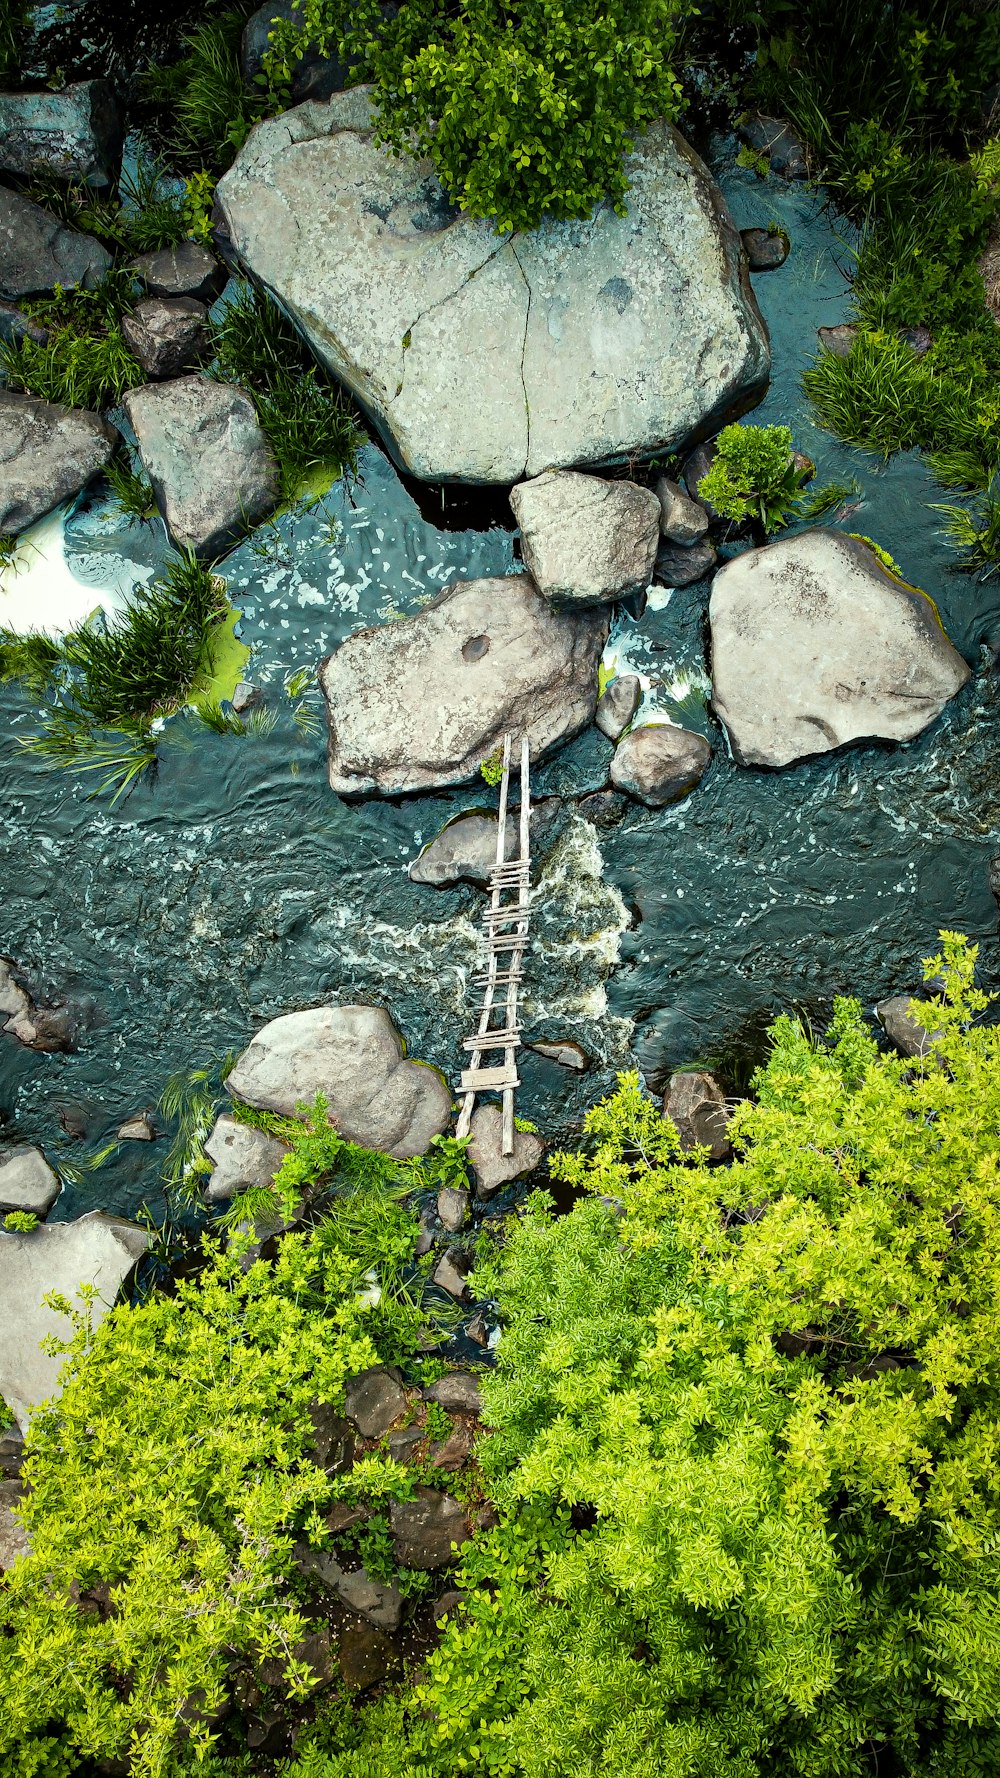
[{"xmin": 145, "ymin": 14, "xmax": 265, "ymax": 172}]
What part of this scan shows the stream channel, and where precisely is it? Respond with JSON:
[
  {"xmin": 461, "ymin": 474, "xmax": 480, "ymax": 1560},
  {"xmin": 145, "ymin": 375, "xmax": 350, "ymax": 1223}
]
[{"xmin": 3, "ymin": 145, "xmax": 1000, "ymax": 1224}]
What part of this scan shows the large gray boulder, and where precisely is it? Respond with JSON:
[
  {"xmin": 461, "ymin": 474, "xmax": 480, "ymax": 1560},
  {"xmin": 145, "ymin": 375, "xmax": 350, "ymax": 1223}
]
[
  {"xmin": 510, "ymin": 471, "xmax": 660, "ymax": 606},
  {"xmin": 0, "ymin": 391, "xmax": 116, "ymax": 535},
  {"xmin": 227, "ymin": 1003, "xmax": 451, "ymax": 1159},
  {"xmin": 0, "ymin": 1212, "xmax": 149, "ymax": 1432},
  {"xmin": 0, "ymin": 187, "xmax": 112, "ymax": 299},
  {"xmin": 321, "ymin": 575, "xmax": 606, "ymax": 797},
  {"xmin": 0, "ymin": 1147, "xmax": 60, "ymax": 1218},
  {"xmin": 709, "ymin": 531, "xmax": 971, "ymax": 768},
  {"xmin": 0, "ymin": 81, "xmax": 123, "ymax": 189},
  {"xmin": 468, "ymin": 1104, "xmax": 544, "ymax": 1199},
  {"xmin": 203, "ymin": 1113, "xmax": 290, "ymax": 1203},
  {"xmin": 214, "ymin": 89, "xmax": 769, "ymax": 483},
  {"xmin": 123, "ymin": 375, "xmax": 279, "ymax": 558},
  {"xmin": 610, "ymin": 723, "xmax": 711, "ymax": 806}
]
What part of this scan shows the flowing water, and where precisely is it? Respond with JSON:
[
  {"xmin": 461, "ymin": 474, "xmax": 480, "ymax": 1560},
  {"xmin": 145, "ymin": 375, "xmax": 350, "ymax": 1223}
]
[{"xmin": 3, "ymin": 146, "xmax": 1000, "ymax": 1222}]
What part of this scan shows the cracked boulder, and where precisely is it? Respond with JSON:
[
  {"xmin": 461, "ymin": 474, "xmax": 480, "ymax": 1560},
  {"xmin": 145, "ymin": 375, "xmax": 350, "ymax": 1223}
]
[
  {"xmin": 321, "ymin": 575, "xmax": 606, "ymax": 796},
  {"xmin": 0, "ymin": 187, "xmax": 112, "ymax": 299},
  {"xmin": 0, "ymin": 390, "xmax": 116, "ymax": 535},
  {"xmin": 123, "ymin": 375, "xmax": 279, "ymax": 558},
  {"xmin": 215, "ymin": 88, "xmax": 769, "ymax": 482},
  {"xmin": 227, "ymin": 1003, "xmax": 451, "ymax": 1159},
  {"xmin": 709, "ymin": 530, "xmax": 971, "ymax": 768}
]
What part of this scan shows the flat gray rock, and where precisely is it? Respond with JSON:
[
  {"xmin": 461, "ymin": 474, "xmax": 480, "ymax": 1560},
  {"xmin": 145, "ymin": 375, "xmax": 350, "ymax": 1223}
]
[
  {"xmin": 0, "ymin": 1147, "xmax": 60, "ymax": 1217},
  {"xmin": 468, "ymin": 1103, "xmax": 543, "ymax": 1198},
  {"xmin": 408, "ymin": 800, "xmax": 559, "ymax": 889},
  {"xmin": 511, "ymin": 471, "xmax": 660, "ymax": 606},
  {"xmin": 130, "ymin": 242, "xmax": 227, "ymax": 303},
  {"xmin": 423, "ymin": 1372, "xmax": 481, "ymax": 1415},
  {"xmin": 595, "ymin": 674, "xmax": 641, "ymax": 742},
  {"xmin": 122, "ymin": 296, "xmax": 209, "ymax": 380},
  {"xmin": 655, "ymin": 474, "xmax": 709, "ymax": 545},
  {"xmin": 0, "ymin": 1212, "xmax": 149, "ymax": 1432},
  {"xmin": 123, "ymin": 375, "xmax": 279, "ymax": 558},
  {"xmin": 0, "ymin": 390, "xmax": 116, "ymax": 534},
  {"xmin": 0, "ymin": 81, "xmax": 122, "ymax": 188},
  {"xmin": 610, "ymin": 723, "xmax": 711, "ymax": 806},
  {"xmin": 227, "ymin": 1003, "xmax": 451, "ymax": 1158},
  {"xmin": 663, "ymin": 1071, "xmax": 731, "ymax": 1160},
  {"xmin": 204, "ymin": 1112, "xmax": 290, "ymax": 1203},
  {"xmin": 321, "ymin": 575, "xmax": 606, "ymax": 798},
  {"xmin": 0, "ymin": 187, "xmax": 112, "ymax": 299},
  {"xmin": 215, "ymin": 90, "xmax": 769, "ymax": 482},
  {"xmin": 709, "ymin": 530, "xmax": 971, "ymax": 768}
]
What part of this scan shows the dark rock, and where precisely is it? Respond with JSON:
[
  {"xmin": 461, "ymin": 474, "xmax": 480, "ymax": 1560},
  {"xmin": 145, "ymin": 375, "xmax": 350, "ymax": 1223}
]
[
  {"xmin": 424, "ymin": 1372, "xmax": 482, "ymax": 1415},
  {"xmin": 528, "ymin": 1037, "xmax": 590, "ymax": 1070},
  {"xmin": 339, "ymin": 1624, "xmax": 401, "ymax": 1689},
  {"xmin": 116, "ymin": 1111, "xmax": 157, "ymax": 1141},
  {"xmin": 595, "ymin": 674, "xmax": 641, "ymax": 742},
  {"xmin": 653, "ymin": 537, "xmax": 717, "ymax": 588},
  {"xmin": 295, "ymin": 1545, "xmax": 403, "ymax": 1630},
  {"xmin": 663, "ymin": 1071, "xmax": 731, "ymax": 1160},
  {"xmin": 386, "ymin": 1424, "xmax": 424, "ymax": 1463},
  {"xmin": 474, "ymin": 1502, "xmax": 500, "ymax": 1532},
  {"xmin": 576, "ymin": 791, "xmax": 627, "ymax": 830},
  {"xmin": 0, "ymin": 389, "xmax": 116, "ymax": 534},
  {"xmin": 123, "ymin": 374, "xmax": 279, "ymax": 558},
  {"xmin": 0, "ymin": 81, "xmax": 123, "ymax": 189},
  {"xmin": 433, "ymin": 1587, "xmax": 466, "ymax": 1625},
  {"xmin": 0, "ymin": 301, "xmax": 47, "ymax": 347},
  {"xmin": 343, "ymin": 1365, "xmax": 407, "ymax": 1438},
  {"xmin": 740, "ymin": 226, "xmax": 789, "ymax": 270},
  {"xmin": 876, "ymin": 995, "xmax": 941, "ymax": 1059},
  {"xmin": 791, "ymin": 450, "xmax": 814, "ymax": 483},
  {"xmin": 436, "ymin": 1187, "xmax": 468, "ymax": 1234},
  {"xmin": 241, "ymin": 0, "xmax": 304, "ymax": 79},
  {"xmin": 389, "ymin": 1487, "xmax": 471, "ymax": 1569},
  {"xmin": 610, "ymin": 724, "xmax": 711, "ymax": 807},
  {"xmin": 817, "ymin": 323, "xmax": 858, "ymax": 359},
  {"xmin": 468, "ymin": 1104, "xmax": 544, "ymax": 1199},
  {"xmin": 681, "ymin": 440, "xmax": 718, "ymax": 513},
  {"xmin": 296, "ymin": 1628, "xmax": 337, "ymax": 1690},
  {"xmin": 466, "ymin": 1310, "xmax": 491, "ymax": 1347},
  {"xmin": 415, "ymin": 1207, "xmax": 437, "ymax": 1258},
  {"xmin": 306, "ymin": 1399, "xmax": 356, "ymax": 1473},
  {"xmin": 121, "ymin": 296, "xmax": 209, "ymax": 380},
  {"xmin": 0, "ymin": 187, "xmax": 112, "ymax": 299},
  {"xmin": 0, "ymin": 962, "xmax": 75, "ymax": 1052},
  {"xmin": 292, "ymin": 55, "xmax": 352, "ymax": 102},
  {"xmin": 432, "ymin": 1247, "xmax": 473, "ymax": 1300},
  {"xmin": 326, "ymin": 1500, "xmax": 366, "ymax": 1533},
  {"xmin": 654, "ymin": 473, "xmax": 709, "ymax": 545},
  {"xmin": 0, "ymin": 1424, "xmax": 24, "ymax": 1477},
  {"xmin": 130, "ymin": 241, "xmax": 227, "ymax": 303},
  {"xmin": 429, "ymin": 1421, "xmax": 474, "ymax": 1470},
  {"xmin": 738, "ymin": 113, "xmax": 809, "ymax": 179}
]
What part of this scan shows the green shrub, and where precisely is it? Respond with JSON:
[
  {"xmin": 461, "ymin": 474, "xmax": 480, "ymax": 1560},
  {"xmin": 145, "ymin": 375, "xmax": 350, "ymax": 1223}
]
[
  {"xmin": 935, "ymin": 475, "xmax": 1000, "ymax": 576},
  {"xmin": 698, "ymin": 421, "xmax": 806, "ymax": 530},
  {"xmin": 265, "ymin": 0, "xmax": 692, "ymax": 232},
  {"xmin": 25, "ymin": 160, "xmax": 200, "ymax": 256},
  {"xmin": 3, "ymin": 1211, "xmax": 39, "ymax": 1232}
]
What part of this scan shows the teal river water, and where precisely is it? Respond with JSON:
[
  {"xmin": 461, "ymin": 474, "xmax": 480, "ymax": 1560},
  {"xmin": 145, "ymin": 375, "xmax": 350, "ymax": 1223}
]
[{"xmin": 3, "ymin": 145, "xmax": 1000, "ymax": 1222}]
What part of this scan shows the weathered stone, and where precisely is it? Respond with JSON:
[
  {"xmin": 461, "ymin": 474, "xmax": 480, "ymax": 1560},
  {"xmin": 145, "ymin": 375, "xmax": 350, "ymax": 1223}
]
[
  {"xmin": 121, "ymin": 296, "xmax": 209, "ymax": 380},
  {"xmin": 0, "ymin": 1213, "xmax": 149, "ymax": 1432},
  {"xmin": 437, "ymin": 1187, "xmax": 468, "ymax": 1233},
  {"xmin": 203, "ymin": 1112, "xmax": 290, "ymax": 1203},
  {"xmin": 511, "ymin": 471, "xmax": 660, "ymax": 606},
  {"xmin": 468, "ymin": 1103, "xmax": 544, "ymax": 1198},
  {"xmin": 0, "ymin": 81, "xmax": 123, "ymax": 189},
  {"xmin": 817, "ymin": 323, "xmax": 858, "ymax": 359},
  {"xmin": 320, "ymin": 575, "xmax": 606, "ymax": 798},
  {"xmin": 0, "ymin": 187, "xmax": 112, "ymax": 299},
  {"xmin": 389, "ymin": 1487, "xmax": 471, "ymax": 1569},
  {"xmin": 0, "ymin": 1479, "xmax": 30, "ymax": 1571},
  {"xmin": 305, "ymin": 1399, "xmax": 356, "ymax": 1473},
  {"xmin": 338, "ymin": 1624, "xmax": 401, "ymax": 1689},
  {"xmin": 123, "ymin": 375, "xmax": 279, "ymax": 558},
  {"xmin": 740, "ymin": 226, "xmax": 789, "ymax": 270},
  {"xmin": 610, "ymin": 723, "xmax": 711, "ymax": 807},
  {"xmin": 432, "ymin": 1248, "xmax": 472, "ymax": 1300},
  {"xmin": 528, "ymin": 1038, "xmax": 590, "ymax": 1070},
  {"xmin": 424, "ymin": 1372, "xmax": 482, "ymax": 1416},
  {"xmin": 466, "ymin": 1310, "xmax": 490, "ymax": 1347},
  {"xmin": 663, "ymin": 1071, "xmax": 731, "ymax": 1160},
  {"xmin": 0, "ymin": 390, "xmax": 116, "ymax": 534},
  {"xmin": 595, "ymin": 674, "xmax": 641, "ymax": 741},
  {"xmin": 738, "ymin": 113, "xmax": 808, "ymax": 179},
  {"xmin": 294, "ymin": 1546, "xmax": 403, "ymax": 1630},
  {"xmin": 654, "ymin": 474, "xmax": 710, "ymax": 545},
  {"xmin": 215, "ymin": 91, "xmax": 769, "ymax": 482},
  {"xmin": 576, "ymin": 791, "xmax": 627, "ymax": 829},
  {"xmin": 653, "ymin": 537, "xmax": 717, "ymax": 587},
  {"xmin": 709, "ymin": 530, "xmax": 971, "ymax": 768},
  {"xmin": 429, "ymin": 1421, "xmax": 474, "ymax": 1470},
  {"xmin": 130, "ymin": 242, "xmax": 227, "ymax": 303},
  {"xmin": 344, "ymin": 1365, "xmax": 407, "ymax": 1438},
  {"xmin": 327, "ymin": 1500, "xmax": 365, "ymax": 1534},
  {"xmin": 0, "ymin": 963, "xmax": 74, "ymax": 1053},
  {"xmin": 681, "ymin": 441, "xmax": 718, "ymax": 513},
  {"xmin": 117, "ymin": 1111, "xmax": 157, "ymax": 1141},
  {"xmin": 409, "ymin": 799, "xmax": 559, "ymax": 890},
  {"xmin": 386, "ymin": 1424, "xmax": 424, "ymax": 1463},
  {"xmin": 877, "ymin": 995, "xmax": 941, "ymax": 1059},
  {"xmin": 414, "ymin": 1207, "xmax": 437, "ymax": 1258},
  {"xmin": 0, "ymin": 1147, "xmax": 60, "ymax": 1217},
  {"xmin": 227, "ymin": 1004, "xmax": 451, "ymax": 1158}
]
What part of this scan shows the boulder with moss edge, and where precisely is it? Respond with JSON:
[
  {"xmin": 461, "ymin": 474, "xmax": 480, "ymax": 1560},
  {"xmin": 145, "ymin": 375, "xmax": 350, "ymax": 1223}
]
[
  {"xmin": 123, "ymin": 375, "xmax": 279, "ymax": 558},
  {"xmin": 0, "ymin": 390, "xmax": 116, "ymax": 535},
  {"xmin": 709, "ymin": 530, "xmax": 971, "ymax": 768},
  {"xmin": 0, "ymin": 187, "xmax": 112, "ymax": 299},
  {"xmin": 320, "ymin": 575, "xmax": 606, "ymax": 798},
  {"xmin": 227, "ymin": 1003, "xmax": 451, "ymax": 1159},
  {"xmin": 214, "ymin": 88, "xmax": 769, "ymax": 483}
]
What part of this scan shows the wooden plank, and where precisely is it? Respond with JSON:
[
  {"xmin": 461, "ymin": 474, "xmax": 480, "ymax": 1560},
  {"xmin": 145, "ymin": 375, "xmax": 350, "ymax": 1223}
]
[
  {"xmin": 460, "ymin": 1065, "xmax": 520, "ymax": 1092},
  {"xmin": 461, "ymin": 1030, "xmax": 522, "ymax": 1051},
  {"xmin": 502, "ymin": 1085, "xmax": 515, "ymax": 1156},
  {"xmin": 454, "ymin": 1089, "xmax": 476, "ymax": 1139}
]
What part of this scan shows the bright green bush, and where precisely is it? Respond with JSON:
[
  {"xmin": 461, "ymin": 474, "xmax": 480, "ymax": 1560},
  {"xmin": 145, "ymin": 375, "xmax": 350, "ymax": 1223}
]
[
  {"xmin": 265, "ymin": 0, "xmax": 692, "ymax": 232},
  {"xmin": 698, "ymin": 421, "xmax": 806, "ymax": 530}
]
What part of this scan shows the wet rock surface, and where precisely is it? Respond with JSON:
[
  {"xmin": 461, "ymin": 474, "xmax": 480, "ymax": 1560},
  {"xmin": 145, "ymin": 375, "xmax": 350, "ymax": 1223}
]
[
  {"xmin": 409, "ymin": 800, "xmax": 560, "ymax": 889},
  {"xmin": 595, "ymin": 674, "xmax": 641, "ymax": 742},
  {"xmin": 203, "ymin": 1113, "xmax": 290, "ymax": 1203},
  {"xmin": 610, "ymin": 723, "xmax": 712, "ymax": 807},
  {"xmin": 510, "ymin": 471, "xmax": 660, "ymax": 607},
  {"xmin": 741, "ymin": 226, "xmax": 790, "ymax": 270},
  {"xmin": 0, "ymin": 959, "xmax": 74, "ymax": 1052},
  {"xmin": 320, "ymin": 575, "xmax": 606, "ymax": 797},
  {"xmin": 709, "ymin": 530, "xmax": 971, "ymax": 768},
  {"xmin": 663, "ymin": 1071, "xmax": 732, "ymax": 1160},
  {"xmin": 227, "ymin": 1004, "xmax": 451, "ymax": 1158},
  {"xmin": 130, "ymin": 242, "xmax": 227, "ymax": 303},
  {"xmin": 123, "ymin": 374, "xmax": 279, "ymax": 558},
  {"xmin": 389, "ymin": 1487, "xmax": 471, "ymax": 1568},
  {"xmin": 0, "ymin": 1146, "xmax": 60, "ymax": 1217},
  {"xmin": 216, "ymin": 90, "xmax": 769, "ymax": 481},
  {"xmin": 432, "ymin": 1247, "xmax": 472, "ymax": 1299},
  {"xmin": 121, "ymin": 296, "xmax": 209, "ymax": 380},
  {"xmin": 468, "ymin": 1103, "xmax": 544, "ymax": 1197},
  {"xmin": 0, "ymin": 389, "xmax": 116, "ymax": 534},
  {"xmin": 0, "ymin": 186, "xmax": 112, "ymax": 298},
  {"xmin": 528, "ymin": 1038, "xmax": 590, "ymax": 1070},
  {"xmin": 0, "ymin": 81, "xmax": 123, "ymax": 188}
]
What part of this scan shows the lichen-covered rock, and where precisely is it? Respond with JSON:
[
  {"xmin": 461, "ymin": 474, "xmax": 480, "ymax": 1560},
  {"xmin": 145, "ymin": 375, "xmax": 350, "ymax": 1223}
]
[
  {"xmin": 130, "ymin": 242, "xmax": 227, "ymax": 303},
  {"xmin": 121, "ymin": 297, "xmax": 209, "ymax": 380},
  {"xmin": 320, "ymin": 576, "xmax": 606, "ymax": 798},
  {"xmin": 0, "ymin": 1147, "xmax": 60, "ymax": 1217},
  {"xmin": 510, "ymin": 471, "xmax": 660, "ymax": 606},
  {"xmin": 0, "ymin": 390, "xmax": 116, "ymax": 534},
  {"xmin": 610, "ymin": 723, "xmax": 711, "ymax": 807},
  {"xmin": 468, "ymin": 1103, "xmax": 544, "ymax": 1198},
  {"xmin": 709, "ymin": 530, "xmax": 971, "ymax": 768},
  {"xmin": 0, "ymin": 81, "xmax": 123, "ymax": 189},
  {"xmin": 227, "ymin": 1004, "xmax": 451, "ymax": 1158},
  {"xmin": 123, "ymin": 374, "xmax": 279, "ymax": 558},
  {"xmin": 0, "ymin": 187, "xmax": 112, "ymax": 299},
  {"xmin": 595, "ymin": 674, "xmax": 641, "ymax": 742},
  {"xmin": 203, "ymin": 1113, "xmax": 290, "ymax": 1203},
  {"xmin": 215, "ymin": 90, "xmax": 769, "ymax": 482},
  {"xmin": 663, "ymin": 1071, "xmax": 731, "ymax": 1160}
]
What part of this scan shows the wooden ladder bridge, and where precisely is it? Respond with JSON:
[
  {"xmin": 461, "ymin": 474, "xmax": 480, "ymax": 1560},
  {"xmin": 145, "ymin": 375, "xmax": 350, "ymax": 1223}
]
[{"xmin": 455, "ymin": 733, "xmax": 530, "ymax": 1156}]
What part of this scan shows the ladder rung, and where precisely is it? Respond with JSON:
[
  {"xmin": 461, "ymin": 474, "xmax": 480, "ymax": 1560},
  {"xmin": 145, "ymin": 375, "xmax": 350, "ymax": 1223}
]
[
  {"xmin": 462, "ymin": 1030, "xmax": 521, "ymax": 1051},
  {"xmin": 460, "ymin": 1066, "xmax": 520, "ymax": 1092},
  {"xmin": 474, "ymin": 971, "xmax": 523, "ymax": 986}
]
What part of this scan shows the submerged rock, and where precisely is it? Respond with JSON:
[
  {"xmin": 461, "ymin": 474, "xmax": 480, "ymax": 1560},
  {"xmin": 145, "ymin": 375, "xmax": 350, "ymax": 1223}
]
[
  {"xmin": 467, "ymin": 1103, "xmax": 544, "ymax": 1198},
  {"xmin": 0, "ymin": 390, "xmax": 116, "ymax": 535},
  {"xmin": 121, "ymin": 297, "xmax": 209, "ymax": 380},
  {"xmin": 740, "ymin": 226, "xmax": 790, "ymax": 270},
  {"xmin": 130, "ymin": 241, "xmax": 227, "ymax": 303},
  {"xmin": 0, "ymin": 81, "xmax": 123, "ymax": 189},
  {"xmin": 227, "ymin": 1003, "xmax": 451, "ymax": 1159},
  {"xmin": 203, "ymin": 1112, "xmax": 290, "ymax": 1203},
  {"xmin": 0, "ymin": 1212, "xmax": 149, "ymax": 1432},
  {"xmin": 663, "ymin": 1071, "xmax": 731, "ymax": 1160},
  {"xmin": 215, "ymin": 89, "xmax": 769, "ymax": 482},
  {"xmin": 0, "ymin": 187, "xmax": 112, "ymax": 298},
  {"xmin": 123, "ymin": 374, "xmax": 279, "ymax": 558},
  {"xmin": 320, "ymin": 575, "xmax": 606, "ymax": 797},
  {"xmin": 709, "ymin": 530, "xmax": 971, "ymax": 768},
  {"xmin": 610, "ymin": 723, "xmax": 711, "ymax": 807},
  {"xmin": 595, "ymin": 674, "xmax": 641, "ymax": 742},
  {"xmin": 0, "ymin": 959, "xmax": 74, "ymax": 1052},
  {"xmin": 0, "ymin": 1147, "xmax": 60, "ymax": 1218},
  {"xmin": 117, "ymin": 1111, "xmax": 158, "ymax": 1141},
  {"xmin": 510, "ymin": 471, "xmax": 660, "ymax": 606}
]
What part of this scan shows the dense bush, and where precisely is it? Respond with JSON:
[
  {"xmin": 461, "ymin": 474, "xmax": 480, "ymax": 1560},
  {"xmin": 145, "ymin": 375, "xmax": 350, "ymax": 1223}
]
[{"xmin": 698, "ymin": 421, "xmax": 807, "ymax": 530}]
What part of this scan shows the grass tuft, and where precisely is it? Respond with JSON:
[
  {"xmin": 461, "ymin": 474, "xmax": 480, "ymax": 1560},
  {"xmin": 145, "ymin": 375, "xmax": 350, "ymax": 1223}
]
[
  {"xmin": 145, "ymin": 14, "xmax": 265, "ymax": 173},
  {"xmin": 2, "ymin": 270, "xmax": 143, "ymax": 411}
]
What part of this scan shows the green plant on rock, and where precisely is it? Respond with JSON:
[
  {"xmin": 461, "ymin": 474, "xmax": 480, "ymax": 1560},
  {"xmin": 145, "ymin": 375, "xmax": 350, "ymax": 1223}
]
[
  {"xmin": 3, "ymin": 1212, "xmax": 38, "ymax": 1233},
  {"xmin": 698, "ymin": 421, "xmax": 806, "ymax": 531},
  {"xmin": 1, "ymin": 270, "xmax": 143, "ymax": 411},
  {"xmin": 480, "ymin": 744, "xmax": 505, "ymax": 785}
]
